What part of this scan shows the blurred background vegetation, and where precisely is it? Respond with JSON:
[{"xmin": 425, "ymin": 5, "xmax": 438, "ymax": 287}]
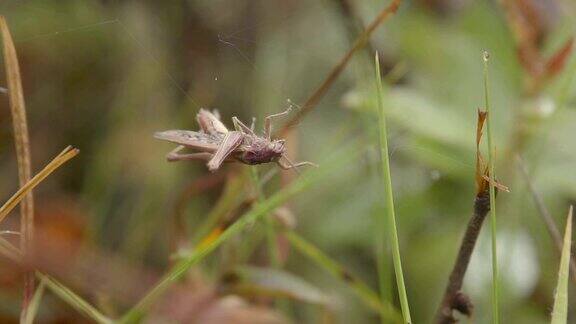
[{"xmin": 0, "ymin": 0, "xmax": 575, "ymax": 323}]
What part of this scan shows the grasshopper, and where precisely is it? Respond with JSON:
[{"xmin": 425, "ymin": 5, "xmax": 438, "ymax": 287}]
[{"xmin": 154, "ymin": 108, "xmax": 317, "ymax": 172}]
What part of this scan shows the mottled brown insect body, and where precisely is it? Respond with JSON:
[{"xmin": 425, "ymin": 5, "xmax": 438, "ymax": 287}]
[
  {"xmin": 237, "ymin": 136, "xmax": 285, "ymax": 165},
  {"xmin": 154, "ymin": 108, "xmax": 315, "ymax": 172}
]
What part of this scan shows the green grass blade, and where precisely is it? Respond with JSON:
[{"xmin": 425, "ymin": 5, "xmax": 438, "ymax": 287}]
[
  {"xmin": 39, "ymin": 274, "xmax": 113, "ymax": 324},
  {"xmin": 231, "ymin": 265, "xmax": 330, "ymax": 305},
  {"xmin": 374, "ymin": 204, "xmax": 393, "ymax": 306},
  {"xmin": 286, "ymin": 231, "xmax": 402, "ymax": 323},
  {"xmin": 193, "ymin": 173, "xmax": 247, "ymax": 244},
  {"xmin": 250, "ymin": 167, "xmax": 280, "ymax": 267},
  {"xmin": 23, "ymin": 279, "xmax": 45, "ymax": 324},
  {"xmin": 551, "ymin": 206, "xmax": 573, "ymax": 324},
  {"xmin": 374, "ymin": 52, "xmax": 412, "ymax": 324},
  {"xmin": 120, "ymin": 144, "xmax": 362, "ymax": 323},
  {"xmin": 483, "ymin": 50, "xmax": 499, "ymax": 324}
]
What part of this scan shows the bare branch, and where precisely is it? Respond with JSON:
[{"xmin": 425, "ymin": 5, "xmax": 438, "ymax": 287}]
[{"xmin": 434, "ymin": 190, "xmax": 490, "ymax": 324}]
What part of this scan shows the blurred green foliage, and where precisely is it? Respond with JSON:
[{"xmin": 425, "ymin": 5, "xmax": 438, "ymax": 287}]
[{"xmin": 0, "ymin": 0, "xmax": 575, "ymax": 323}]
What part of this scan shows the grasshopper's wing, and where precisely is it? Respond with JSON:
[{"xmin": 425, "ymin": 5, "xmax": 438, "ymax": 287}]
[
  {"xmin": 197, "ymin": 109, "xmax": 229, "ymax": 135},
  {"xmin": 207, "ymin": 131, "xmax": 243, "ymax": 172},
  {"xmin": 154, "ymin": 130, "xmax": 221, "ymax": 152}
]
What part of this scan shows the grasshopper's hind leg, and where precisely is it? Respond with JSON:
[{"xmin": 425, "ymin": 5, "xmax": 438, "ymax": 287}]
[{"xmin": 166, "ymin": 145, "xmax": 214, "ymax": 162}]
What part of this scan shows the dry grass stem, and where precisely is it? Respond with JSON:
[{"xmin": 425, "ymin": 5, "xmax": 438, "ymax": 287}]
[
  {"xmin": 0, "ymin": 15, "xmax": 36, "ymax": 320},
  {"xmin": 0, "ymin": 146, "xmax": 80, "ymax": 224}
]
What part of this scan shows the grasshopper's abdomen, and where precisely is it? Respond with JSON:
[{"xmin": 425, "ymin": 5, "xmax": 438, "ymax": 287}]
[{"xmin": 239, "ymin": 149, "xmax": 281, "ymax": 165}]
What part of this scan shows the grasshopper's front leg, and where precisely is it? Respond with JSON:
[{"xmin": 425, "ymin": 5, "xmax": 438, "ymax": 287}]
[
  {"xmin": 265, "ymin": 106, "xmax": 292, "ymax": 139},
  {"xmin": 166, "ymin": 145, "xmax": 214, "ymax": 162},
  {"xmin": 277, "ymin": 158, "xmax": 318, "ymax": 170},
  {"xmin": 232, "ymin": 117, "xmax": 255, "ymax": 135}
]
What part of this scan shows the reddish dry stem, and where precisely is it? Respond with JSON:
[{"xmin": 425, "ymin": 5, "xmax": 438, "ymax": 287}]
[
  {"xmin": 279, "ymin": 0, "xmax": 401, "ymax": 136},
  {"xmin": 545, "ymin": 37, "xmax": 574, "ymax": 78}
]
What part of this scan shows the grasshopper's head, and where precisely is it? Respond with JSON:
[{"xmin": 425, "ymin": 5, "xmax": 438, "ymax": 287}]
[{"xmin": 268, "ymin": 139, "xmax": 286, "ymax": 158}]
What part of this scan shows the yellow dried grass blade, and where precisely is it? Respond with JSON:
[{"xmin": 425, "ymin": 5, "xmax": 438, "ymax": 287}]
[
  {"xmin": 0, "ymin": 146, "xmax": 79, "ymax": 224},
  {"xmin": 0, "ymin": 15, "xmax": 36, "ymax": 320},
  {"xmin": 0, "ymin": 16, "xmax": 34, "ymax": 223}
]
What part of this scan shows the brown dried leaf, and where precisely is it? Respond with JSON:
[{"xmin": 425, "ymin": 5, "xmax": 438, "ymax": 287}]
[
  {"xmin": 500, "ymin": 0, "xmax": 560, "ymax": 80},
  {"xmin": 475, "ymin": 109, "xmax": 488, "ymax": 193},
  {"xmin": 517, "ymin": 45, "xmax": 544, "ymax": 77},
  {"xmin": 481, "ymin": 175, "xmax": 511, "ymax": 193},
  {"xmin": 545, "ymin": 37, "xmax": 574, "ymax": 78},
  {"xmin": 475, "ymin": 109, "xmax": 487, "ymax": 149}
]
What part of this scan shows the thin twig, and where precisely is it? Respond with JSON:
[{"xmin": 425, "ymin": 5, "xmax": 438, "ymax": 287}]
[
  {"xmin": 0, "ymin": 16, "xmax": 35, "ymax": 321},
  {"xmin": 334, "ymin": 0, "xmax": 377, "ymax": 54},
  {"xmin": 333, "ymin": 0, "xmax": 402, "ymax": 84},
  {"xmin": 435, "ymin": 73, "xmax": 497, "ymax": 324},
  {"xmin": 279, "ymin": 0, "xmax": 401, "ymax": 135},
  {"xmin": 516, "ymin": 156, "xmax": 576, "ymax": 283},
  {"xmin": 434, "ymin": 190, "xmax": 490, "ymax": 324}
]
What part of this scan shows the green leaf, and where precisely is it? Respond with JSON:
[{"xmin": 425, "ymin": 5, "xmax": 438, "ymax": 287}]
[
  {"xmin": 39, "ymin": 274, "xmax": 113, "ymax": 324},
  {"xmin": 551, "ymin": 206, "xmax": 572, "ymax": 324},
  {"xmin": 375, "ymin": 52, "xmax": 412, "ymax": 324},
  {"xmin": 228, "ymin": 266, "xmax": 330, "ymax": 305}
]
